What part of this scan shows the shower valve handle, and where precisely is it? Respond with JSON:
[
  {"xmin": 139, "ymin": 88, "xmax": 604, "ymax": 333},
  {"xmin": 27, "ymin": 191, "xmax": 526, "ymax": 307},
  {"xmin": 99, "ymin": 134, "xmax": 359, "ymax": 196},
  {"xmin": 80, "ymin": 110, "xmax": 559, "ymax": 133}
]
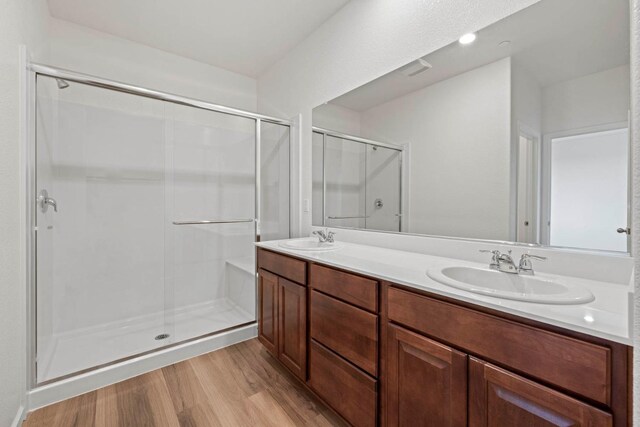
[{"xmin": 38, "ymin": 189, "xmax": 58, "ymax": 213}]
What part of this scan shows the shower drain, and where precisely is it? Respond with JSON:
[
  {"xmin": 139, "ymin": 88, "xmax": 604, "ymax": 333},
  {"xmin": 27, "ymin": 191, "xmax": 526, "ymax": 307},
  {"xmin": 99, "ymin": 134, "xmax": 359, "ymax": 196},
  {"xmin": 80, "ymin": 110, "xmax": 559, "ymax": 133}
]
[{"xmin": 155, "ymin": 333, "xmax": 170, "ymax": 340}]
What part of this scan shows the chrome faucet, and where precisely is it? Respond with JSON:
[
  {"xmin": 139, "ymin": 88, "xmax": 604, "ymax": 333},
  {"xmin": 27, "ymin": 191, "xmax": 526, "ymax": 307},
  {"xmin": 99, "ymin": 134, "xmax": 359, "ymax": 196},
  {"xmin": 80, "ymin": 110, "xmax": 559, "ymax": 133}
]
[
  {"xmin": 313, "ymin": 228, "xmax": 336, "ymax": 243},
  {"xmin": 480, "ymin": 249, "xmax": 517, "ymax": 273},
  {"xmin": 517, "ymin": 253, "xmax": 547, "ymax": 275},
  {"xmin": 480, "ymin": 250, "xmax": 546, "ymax": 275}
]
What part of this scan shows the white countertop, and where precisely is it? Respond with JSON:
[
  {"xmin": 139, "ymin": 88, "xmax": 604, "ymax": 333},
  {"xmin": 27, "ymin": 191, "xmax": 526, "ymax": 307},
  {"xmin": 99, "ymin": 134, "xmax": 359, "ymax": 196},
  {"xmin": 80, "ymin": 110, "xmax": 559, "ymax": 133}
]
[{"xmin": 256, "ymin": 238, "xmax": 634, "ymax": 345}]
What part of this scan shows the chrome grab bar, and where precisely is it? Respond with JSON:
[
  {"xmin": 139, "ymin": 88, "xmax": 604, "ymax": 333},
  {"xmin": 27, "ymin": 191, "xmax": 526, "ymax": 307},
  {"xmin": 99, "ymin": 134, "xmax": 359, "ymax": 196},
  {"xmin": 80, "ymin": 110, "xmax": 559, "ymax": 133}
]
[
  {"xmin": 326, "ymin": 215, "xmax": 370, "ymax": 220},
  {"xmin": 172, "ymin": 219, "xmax": 255, "ymax": 225}
]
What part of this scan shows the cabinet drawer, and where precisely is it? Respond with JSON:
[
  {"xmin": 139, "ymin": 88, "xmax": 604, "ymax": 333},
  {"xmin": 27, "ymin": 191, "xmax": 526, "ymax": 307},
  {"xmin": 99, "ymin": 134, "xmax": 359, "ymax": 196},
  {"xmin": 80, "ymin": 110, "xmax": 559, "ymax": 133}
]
[
  {"xmin": 310, "ymin": 290, "xmax": 378, "ymax": 376},
  {"xmin": 469, "ymin": 358, "xmax": 612, "ymax": 426},
  {"xmin": 388, "ymin": 287, "xmax": 611, "ymax": 406},
  {"xmin": 258, "ymin": 249, "xmax": 306, "ymax": 285},
  {"xmin": 308, "ymin": 340, "xmax": 377, "ymax": 427},
  {"xmin": 310, "ymin": 263, "xmax": 378, "ymax": 312}
]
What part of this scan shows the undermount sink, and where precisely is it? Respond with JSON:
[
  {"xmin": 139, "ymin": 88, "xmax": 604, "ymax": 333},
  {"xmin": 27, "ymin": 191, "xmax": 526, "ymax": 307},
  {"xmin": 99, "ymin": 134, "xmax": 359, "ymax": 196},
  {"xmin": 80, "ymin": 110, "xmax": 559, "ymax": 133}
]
[
  {"xmin": 279, "ymin": 239, "xmax": 342, "ymax": 252},
  {"xmin": 427, "ymin": 266, "xmax": 594, "ymax": 305}
]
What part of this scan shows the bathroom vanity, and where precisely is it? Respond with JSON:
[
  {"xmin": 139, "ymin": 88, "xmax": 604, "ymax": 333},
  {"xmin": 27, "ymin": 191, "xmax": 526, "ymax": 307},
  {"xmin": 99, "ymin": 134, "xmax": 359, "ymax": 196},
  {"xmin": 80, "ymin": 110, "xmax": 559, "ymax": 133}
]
[{"xmin": 255, "ymin": 241, "xmax": 632, "ymax": 427}]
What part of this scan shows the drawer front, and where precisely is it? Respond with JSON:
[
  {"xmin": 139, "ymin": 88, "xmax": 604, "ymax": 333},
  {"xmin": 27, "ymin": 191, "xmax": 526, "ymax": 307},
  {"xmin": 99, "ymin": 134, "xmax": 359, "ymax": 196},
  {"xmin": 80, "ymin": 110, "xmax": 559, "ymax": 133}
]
[
  {"xmin": 388, "ymin": 287, "xmax": 611, "ymax": 405},
  {"xmin": 310, "ymin": 263, "xmax": 378, "ymax": 312},
  {"xmin": 310, "ymin": 290, "xmax": 378, "ymax": 376},
  {"xmin": 469, "ymin": 358, "xmax": 612, "ymax": 427},
  {"xmin": 308, "ymin": 340, "xmax": 377, "ymax": 427},
  {"xmin": 258, "ymin": 249, "xmax": 306, "ymax": 285}
]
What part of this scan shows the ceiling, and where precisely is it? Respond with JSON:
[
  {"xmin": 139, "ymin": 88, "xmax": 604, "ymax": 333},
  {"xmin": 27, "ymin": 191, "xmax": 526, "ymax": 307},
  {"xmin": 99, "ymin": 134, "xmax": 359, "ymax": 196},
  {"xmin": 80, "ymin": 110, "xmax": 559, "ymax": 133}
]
[
  {"xmin": 47, "ymin": 0, "xmax": 349, "ymax": 78},
  {"xmin": 331, "ymin": 0, "xmax": 630, "ymax": 112}
]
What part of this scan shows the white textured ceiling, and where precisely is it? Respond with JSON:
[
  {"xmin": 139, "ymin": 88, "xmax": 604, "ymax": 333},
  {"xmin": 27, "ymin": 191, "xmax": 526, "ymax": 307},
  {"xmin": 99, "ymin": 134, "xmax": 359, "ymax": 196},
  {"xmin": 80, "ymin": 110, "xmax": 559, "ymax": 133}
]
[
  {"xmin": 331, "ymin": 0, "xmax": 629, "ymax": 111},
  {"xmin": 47, "ymin": 0, "xmax": 349, "ymax": 77}
]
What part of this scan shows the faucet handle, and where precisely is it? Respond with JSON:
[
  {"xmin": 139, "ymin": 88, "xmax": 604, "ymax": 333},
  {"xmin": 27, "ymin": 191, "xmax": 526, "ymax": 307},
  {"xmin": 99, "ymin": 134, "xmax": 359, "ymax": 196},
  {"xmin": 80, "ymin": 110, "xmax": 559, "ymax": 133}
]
[
  {"xmin": 518, "ymin": 253, "xmax": 546, "ymax": 274},
  {"xmin": 520, "ymin": 253, "xmax": 547, "ymax": 262},
  {"xmin": 479, "ymin": 249, "xmax": 501, "ymax": 269}
]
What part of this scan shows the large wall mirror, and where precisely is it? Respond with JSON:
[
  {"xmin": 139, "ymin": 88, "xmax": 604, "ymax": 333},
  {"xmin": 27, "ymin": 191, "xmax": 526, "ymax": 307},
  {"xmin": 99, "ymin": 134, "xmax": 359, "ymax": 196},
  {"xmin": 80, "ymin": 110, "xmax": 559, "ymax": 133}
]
[{"xmin": 312, "ymin": 0, "xmax": 631, "ymax": 253}]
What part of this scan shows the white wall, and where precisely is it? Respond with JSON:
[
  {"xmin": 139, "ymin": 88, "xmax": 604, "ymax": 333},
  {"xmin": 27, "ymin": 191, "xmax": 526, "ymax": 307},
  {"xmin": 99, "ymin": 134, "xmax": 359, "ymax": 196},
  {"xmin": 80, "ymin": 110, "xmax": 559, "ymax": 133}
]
[
  {"xmin": 313, "ymin": 103, "xmax": 361, "ymax": 135},
  {"xmin": 543, "ymin": 65, "xmax": 630, "ymax": 134},
  {"xmin": 46, "ymin": 18, "xmax": 258, "ymax": 111},
  {"xmin": 0, "ymin": 1, "xmax": 49, "ymax": 425},
  {"xmin": 359, "ymin": 58, "xmax": 512, "ymax": 240}
]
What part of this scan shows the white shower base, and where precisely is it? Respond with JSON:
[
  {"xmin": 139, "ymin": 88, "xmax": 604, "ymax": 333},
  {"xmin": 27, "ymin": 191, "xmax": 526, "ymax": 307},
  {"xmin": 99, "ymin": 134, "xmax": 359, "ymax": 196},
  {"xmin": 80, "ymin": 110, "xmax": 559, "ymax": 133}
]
[{"xmin": 38, "ymin": 298, "xmax": 254, "ymax": 383}]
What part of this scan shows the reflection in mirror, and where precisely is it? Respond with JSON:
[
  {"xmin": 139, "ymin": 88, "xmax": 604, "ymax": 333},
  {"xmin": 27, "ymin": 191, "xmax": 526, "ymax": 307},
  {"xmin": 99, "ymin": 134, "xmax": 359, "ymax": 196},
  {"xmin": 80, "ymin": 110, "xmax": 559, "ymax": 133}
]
[
  {"xmin": 312, "ymin": 0, "xmax": 630, "ymax": 253},
  {"xmin": 312, "ymin": 130, "xmax": 402, "ymax": 232}
]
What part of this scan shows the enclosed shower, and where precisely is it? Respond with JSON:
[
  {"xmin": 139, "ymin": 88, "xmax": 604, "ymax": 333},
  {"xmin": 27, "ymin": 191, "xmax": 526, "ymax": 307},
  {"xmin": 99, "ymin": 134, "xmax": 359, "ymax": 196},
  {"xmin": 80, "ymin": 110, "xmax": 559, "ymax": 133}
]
[
  {"xmin": 32, "ymin": 66, "xmax": 291, "ymax": 384},
  {"xmin": 312, "ymin": 128, "xmax": 402, "ymax": 232}
]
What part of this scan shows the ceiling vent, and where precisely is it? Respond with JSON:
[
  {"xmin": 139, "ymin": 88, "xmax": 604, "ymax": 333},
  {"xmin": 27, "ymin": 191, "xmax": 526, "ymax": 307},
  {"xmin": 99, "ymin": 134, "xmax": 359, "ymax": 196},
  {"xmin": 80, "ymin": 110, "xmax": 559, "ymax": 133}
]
[{"xmin": 397, "ymin": 58, "xmax": 433, "ymax": 77}]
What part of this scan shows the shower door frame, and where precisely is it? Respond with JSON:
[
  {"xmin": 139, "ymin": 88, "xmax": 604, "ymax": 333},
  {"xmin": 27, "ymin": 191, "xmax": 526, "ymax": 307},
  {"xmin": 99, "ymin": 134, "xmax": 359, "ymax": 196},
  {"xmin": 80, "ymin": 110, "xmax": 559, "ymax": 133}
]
[
  {"xmin": 312, "ymin": 126, "xmax": 405, "ymax": 231},
  {"xmin": 26, "ymin": 62, "xmax": 292, "ymax": 388}
]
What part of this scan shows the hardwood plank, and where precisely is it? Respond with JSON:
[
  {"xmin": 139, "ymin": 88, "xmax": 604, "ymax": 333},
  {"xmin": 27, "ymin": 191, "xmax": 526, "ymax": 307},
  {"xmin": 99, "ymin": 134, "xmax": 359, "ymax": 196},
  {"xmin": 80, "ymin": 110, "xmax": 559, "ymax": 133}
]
[
  {"xmin": 161, "ymin": 361, "xmax": 209, "ymax": 414},
  {"xmin": 247, "ymin": 390, "xmax": 297, "ymax": 426},
  {"xmin": 231, "ymin": 341, "xmax": 348, "ymax": 426},
  {"xmin": 95, "ymin": 386, "xmax": 118, "ymax": 427},
  {"xmin": 175, "ymin": 404, "xmax": 223, "ymax": 427},
  {"xmin": 23, "ymin": 339, "xmax": 345, "ymax": 427},
  {"xmin": 114, "ymin": 369, "xmax": 180, "ymax": 427}
]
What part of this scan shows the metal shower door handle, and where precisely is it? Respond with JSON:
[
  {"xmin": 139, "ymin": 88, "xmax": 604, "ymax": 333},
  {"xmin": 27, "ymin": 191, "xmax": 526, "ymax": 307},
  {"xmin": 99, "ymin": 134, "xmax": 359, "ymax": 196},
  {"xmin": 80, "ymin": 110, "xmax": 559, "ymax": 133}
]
[{"xmin": 37, "ymin": 189, "xmax": 57, "ymax": 213}]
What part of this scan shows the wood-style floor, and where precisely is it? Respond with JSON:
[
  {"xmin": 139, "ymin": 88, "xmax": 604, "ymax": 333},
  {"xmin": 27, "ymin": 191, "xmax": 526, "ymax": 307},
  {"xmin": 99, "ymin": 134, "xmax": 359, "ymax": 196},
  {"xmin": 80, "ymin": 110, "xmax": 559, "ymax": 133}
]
[{"xmin": 23, "ymin": 338, "xmax": 346, "ymax": 427}]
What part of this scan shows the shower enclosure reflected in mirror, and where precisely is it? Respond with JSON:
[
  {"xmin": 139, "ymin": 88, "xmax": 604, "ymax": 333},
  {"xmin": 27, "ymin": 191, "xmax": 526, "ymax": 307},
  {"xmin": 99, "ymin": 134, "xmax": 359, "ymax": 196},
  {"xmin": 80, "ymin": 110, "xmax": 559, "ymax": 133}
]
[{"xmin": 312, "ymin": 0, "xmax": 631, "ymax": 253}]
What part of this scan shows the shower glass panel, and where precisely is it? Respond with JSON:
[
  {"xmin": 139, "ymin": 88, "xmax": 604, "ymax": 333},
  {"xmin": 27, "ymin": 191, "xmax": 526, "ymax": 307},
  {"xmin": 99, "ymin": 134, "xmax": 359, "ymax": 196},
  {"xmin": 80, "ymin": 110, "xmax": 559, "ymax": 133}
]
[
  {"xmin": 311, "ymin": 131, "xmax": 324, "ymax": 226},
  {"xmin": 163, "ymin": 104, "xmax": 256, "ymax": 346},
  {"xmin": 365, "ymin": 145, "xmax": 401, "ymax": 232},
  {"xmin": 35, "ymin": 75, "xmax": 168, "ymax": 382},
  {"xmin": 33, "ymin": 73, "xmax": 288, "ymax": 384},
  {"xmin": 260, "ymin": 122, "xmax": 291, "ymax": 241},
  {"xmin": 324, "ymin": 135, "xmax": 367, "ymax": 229},
  {"xmin": 319, "ymin": 132, "xmax": 402, "ymax": 232}
]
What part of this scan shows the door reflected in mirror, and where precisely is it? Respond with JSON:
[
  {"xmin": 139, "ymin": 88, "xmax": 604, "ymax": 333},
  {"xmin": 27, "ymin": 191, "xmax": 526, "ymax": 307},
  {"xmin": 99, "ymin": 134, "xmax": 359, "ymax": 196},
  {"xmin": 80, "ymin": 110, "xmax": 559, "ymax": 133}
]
[{"xmin": 312, "ymin": 0, "xmax": 630, "ymax": 253}]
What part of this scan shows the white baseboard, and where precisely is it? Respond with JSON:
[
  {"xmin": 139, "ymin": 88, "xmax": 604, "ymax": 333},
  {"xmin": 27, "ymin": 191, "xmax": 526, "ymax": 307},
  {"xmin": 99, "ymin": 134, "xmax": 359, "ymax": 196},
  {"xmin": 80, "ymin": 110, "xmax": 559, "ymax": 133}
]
[
  {"xmin": 11, "ymin": 405, "xmax": 26, "ymax": 427},
  {"xmin": 27, "ymin": 323, "xmax": 257, "ymax": 412}
]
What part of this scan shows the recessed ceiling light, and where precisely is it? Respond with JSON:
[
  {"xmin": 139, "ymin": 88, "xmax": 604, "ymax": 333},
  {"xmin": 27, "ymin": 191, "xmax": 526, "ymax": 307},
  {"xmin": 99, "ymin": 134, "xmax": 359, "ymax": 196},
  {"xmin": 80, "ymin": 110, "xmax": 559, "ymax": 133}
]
[{"xmin": 459, "ymin": 33, "xmax": 477, "ymax": 45}]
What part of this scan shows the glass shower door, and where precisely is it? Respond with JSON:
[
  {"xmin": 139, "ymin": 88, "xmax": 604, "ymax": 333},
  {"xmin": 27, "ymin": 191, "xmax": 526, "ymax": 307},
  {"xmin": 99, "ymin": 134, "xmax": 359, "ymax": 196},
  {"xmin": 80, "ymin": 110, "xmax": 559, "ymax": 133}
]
[
  {"xmin": 35, "ymin": 75, "xmax": 168, "ymax": 382},
  {"xmin": 365, "ymin": 145, "xmax": 402, "ymax": 232},
  {"xmin": 163, "ymin": 104, "xmax": 257, "ymax": 345},
  {"xmin": 324, "ymin": 135, "xmax": 367, "ymax": 228}
]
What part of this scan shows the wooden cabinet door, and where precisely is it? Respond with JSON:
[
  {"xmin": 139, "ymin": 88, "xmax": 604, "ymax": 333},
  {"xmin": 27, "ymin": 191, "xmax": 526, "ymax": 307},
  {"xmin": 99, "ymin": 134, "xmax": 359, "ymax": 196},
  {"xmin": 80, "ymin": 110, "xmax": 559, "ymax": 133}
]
[
  {"xmin": 386, "ymin": 324, "xmax": 467, "ymax": 427},
  {"xmin": 278, "ymin": 277, "xmax": 307, "ymax": 380},
  {"xmin": 258, "ymin": 268, "xmax": 278, "ymax": 355},
  {"xmin": 469, "ymin": 357, "xmax": 612, "ymax": 427}
]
